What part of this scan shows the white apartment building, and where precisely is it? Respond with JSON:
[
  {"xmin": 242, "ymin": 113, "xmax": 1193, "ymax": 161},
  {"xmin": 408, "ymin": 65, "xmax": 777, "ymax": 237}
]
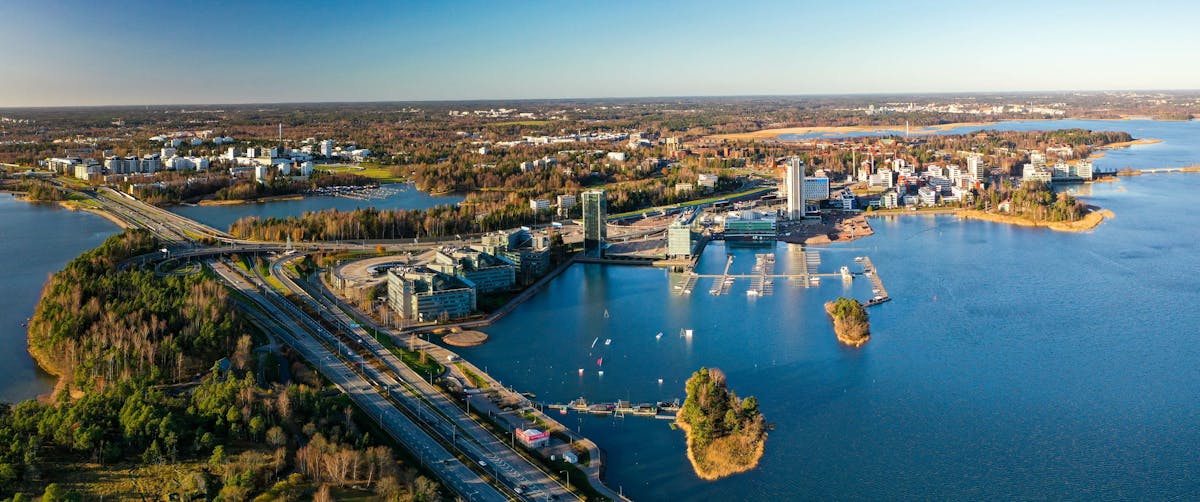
[{"xmin": 785, "ymin": 157, "xmax": 805, "ymax": 219}]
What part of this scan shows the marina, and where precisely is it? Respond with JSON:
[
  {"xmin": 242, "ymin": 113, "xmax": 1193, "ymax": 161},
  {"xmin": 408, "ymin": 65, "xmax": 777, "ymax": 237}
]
[
  {"xmin": 678, "ymin": 246, "xmax": 892, "ymax": 305},
  {"xmin": 310, "ymin": 184, "xmax": 405, "ymax": 200}
]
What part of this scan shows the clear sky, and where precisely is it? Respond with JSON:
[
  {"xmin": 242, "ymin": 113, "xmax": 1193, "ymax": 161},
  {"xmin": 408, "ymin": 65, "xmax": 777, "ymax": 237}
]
[{"xmin": 2, "ymin": 0, "xmax": 1198, "ymax": 106}]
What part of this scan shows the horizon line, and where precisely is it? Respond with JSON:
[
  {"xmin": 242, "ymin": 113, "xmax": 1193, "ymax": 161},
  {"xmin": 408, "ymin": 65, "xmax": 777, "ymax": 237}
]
[{"xmin": 4, "ymin": 87, "xmax": 1200, "ymax": 111}]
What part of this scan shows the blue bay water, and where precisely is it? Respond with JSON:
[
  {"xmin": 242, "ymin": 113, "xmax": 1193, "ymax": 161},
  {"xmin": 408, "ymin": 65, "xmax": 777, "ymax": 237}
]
[
  {"xmin": 0, "ymin": 196, "xmax": 118, "ymax": 403},
  {"xmin": 0, "ymin": 119, "xmax": 1198, "ymax": 497},
  {"xmin": 460, "ymin": 121, "xmax": 1200, "ymax": 499},
  {"xmin": 168, "ymin": 182, "xmax": 464, "ymax": 230}
]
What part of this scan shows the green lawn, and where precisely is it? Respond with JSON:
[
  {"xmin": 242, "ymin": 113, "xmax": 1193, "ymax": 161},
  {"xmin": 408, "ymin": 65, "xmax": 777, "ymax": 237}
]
[
  {"xmin": 318, "ymin": 164, "xmax": 407, "ymax": 183},
  {"xmin": 455, "ymin": 362, "xmax": 490, "ymax": 389}
]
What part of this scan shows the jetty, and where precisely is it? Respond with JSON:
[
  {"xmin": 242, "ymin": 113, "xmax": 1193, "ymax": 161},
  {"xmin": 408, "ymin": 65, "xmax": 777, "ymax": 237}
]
[
  {"xmin": 666, "ymin": 241, "xmax": 897, "ymax": 304},
  {"xmin": 547, "ymin": 397, "xmax": 682, "ymax": 420},
  {"xmin": 860, "ymin": 256, "xmax": 891, "ymax": 306},
  {"xmin": 709, "ymin": 255, "xmax": 735, "ymax": 295},
  {"xmin": 747, "ymin": 253, "xmax": 775, "ymax": 296}
]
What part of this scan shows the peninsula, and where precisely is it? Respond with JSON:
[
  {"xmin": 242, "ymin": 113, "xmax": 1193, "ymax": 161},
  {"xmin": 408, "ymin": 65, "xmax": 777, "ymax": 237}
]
[
  {"xmin": 825, "ymin": 297, "xmax": 871, "ymax": 347},
  {"xmin": 707, "ymin": 121, "xmax": 998, "ymax": 141},
  {"xmin": 676, "ymin": 368, "xmax": 767, "ymax": 480}
]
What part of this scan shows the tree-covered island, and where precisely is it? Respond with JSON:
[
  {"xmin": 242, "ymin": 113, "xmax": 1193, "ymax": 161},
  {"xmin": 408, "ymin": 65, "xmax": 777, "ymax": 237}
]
[
  {"xmin": 825, "ymin": 297, "xmax": 871, "ymax": 347},
  {"xmin": 676, "ymin": 368, "xmax": 767, "ymax": 480}
]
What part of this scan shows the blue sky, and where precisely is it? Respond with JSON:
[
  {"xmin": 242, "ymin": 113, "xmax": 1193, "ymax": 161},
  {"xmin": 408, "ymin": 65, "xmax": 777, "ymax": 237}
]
[{"xmin": 1, "ymin": 0, "xmax": 1198, "ymax": 106}]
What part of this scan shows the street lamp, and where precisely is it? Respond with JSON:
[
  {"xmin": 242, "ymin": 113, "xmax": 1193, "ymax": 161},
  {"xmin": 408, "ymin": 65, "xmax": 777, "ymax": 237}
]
[{"xmin": 559, "ymin": 470, "xmax": 570, "ymax": 491}]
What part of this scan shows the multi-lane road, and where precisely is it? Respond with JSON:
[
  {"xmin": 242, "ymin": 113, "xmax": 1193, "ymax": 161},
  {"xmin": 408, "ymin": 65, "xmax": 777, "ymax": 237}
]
[
  {"xmin": 60, "ymin": 179, "xmax": 630, "ymax": 500},
  {"xmin": 268, "ymin": 255, "xmax": 578, "ymax": 500},
  {"xmin": 212, "ymin": 260, "xmax": 511, "ymax": 501}
]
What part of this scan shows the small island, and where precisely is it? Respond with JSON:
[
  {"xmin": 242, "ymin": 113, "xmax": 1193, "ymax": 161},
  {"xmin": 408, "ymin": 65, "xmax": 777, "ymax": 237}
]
[
  {"xmin": 825, "ymin": 297, "xmax": 871, "ymax": 347},
  {"xmin": 676, "ymin": 367, "xmax": 767, "ymax": 480}
]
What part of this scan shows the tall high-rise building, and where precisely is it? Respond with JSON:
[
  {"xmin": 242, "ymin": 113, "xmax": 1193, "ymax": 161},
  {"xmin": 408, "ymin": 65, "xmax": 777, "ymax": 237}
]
[
  {"xmin": 582, "ymin": 190, "xmax": 607, "ymax": 257},
  {"xmin": 668, "ymin": 218, "xmax": 695, "ymax": 258},
  {"xmin": 967, "ymin": 154, "xmax": 986, "ymax": 183},
  {"xmin": 785, "ymin": 156, "xmax": 805, "ymax": 219}
]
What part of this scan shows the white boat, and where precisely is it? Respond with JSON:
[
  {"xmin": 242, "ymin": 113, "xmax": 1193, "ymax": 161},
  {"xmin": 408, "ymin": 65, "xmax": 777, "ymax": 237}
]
[
  {"xmin": 747, "ymin": 290, "xmax": 759, "ymax": 296},
  {"xmin": 578, "ymin": 368, "xmax": 584, "ymax": 375},
  {"xmin": 658, "ymin": 378, "xmax": 664, "ymax": 384},
  {"xmin": 604, "ymin": 339, "xmax": 612, "ymax": 346},
  {"xmin": 598, "ymin": 370, "xmax": 604, "ymax": 377},
  {"xmin": 590, "ymin": 337, "xmax": 599, "ymax": 348},
  {"xmin": 655, "ymin": 332, "xmax": 663, "ymax": 340},
  {"xmin": 604, "ymin": 309, "xmax": 610, "ymax": 319},
  {"xmin": 684, "ymin": 329, "xmax": 694, "ymax": 338}
]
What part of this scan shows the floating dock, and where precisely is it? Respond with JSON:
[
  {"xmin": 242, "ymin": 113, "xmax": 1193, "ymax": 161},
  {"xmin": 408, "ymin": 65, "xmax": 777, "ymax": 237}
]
[
  {"xmin": 709, "ymin": 255, "xmax": 735, "ymax": 296},
  {"xmin": 860, "ymin": 256, "xmax": 891, "ymax": 306},
  {"xmin": 670, "ymin": 246, "xmax": 895, "ymax": 305},
  {"xmin": 547, "ymin": 397, "xmax": 681, "ymax": 419},
  {"xmin": 748, "ymin": 253, "xmax": 775, "ymax": 296}
]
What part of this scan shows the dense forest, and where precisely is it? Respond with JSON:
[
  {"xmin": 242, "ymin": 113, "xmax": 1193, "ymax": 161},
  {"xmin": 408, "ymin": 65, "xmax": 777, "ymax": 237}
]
[
  {"xmin": 968, "ymin": 180, "xmax": 1087, "ymax": 222},
  {"xmin": 5, "ymin": 231, "xmax": 442, "ymax": 500},
  {"xmin": 10, "ymin": 180, "xmax": 64, "ymax": 202},
  {"xmin": 676, "ymin": 368, "xmax": 766, "ymax": 480},
  {"xmin": 27, "ymin": 230, "xmax": 240, "ymax": 389}
]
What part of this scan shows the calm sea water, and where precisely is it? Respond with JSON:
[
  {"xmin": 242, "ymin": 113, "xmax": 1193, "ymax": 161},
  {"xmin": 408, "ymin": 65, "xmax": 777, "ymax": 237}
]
[
  {"xmin": 0, "ymin": 196, "xmax": 117, "ymax": 403},
  {"xmin": 168, "ymin": 183, "xmax": 464, "ymax": 230},
  {"xmin": 461, "ymin": 120, "xmax": 1200, "ymax": 499},
  {"xmin": 2, "ymin": 120, "xmax": 1198, "ymax": 497}
]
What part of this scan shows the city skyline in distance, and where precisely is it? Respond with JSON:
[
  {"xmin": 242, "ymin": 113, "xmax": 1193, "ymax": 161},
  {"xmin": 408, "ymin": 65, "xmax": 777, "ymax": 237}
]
[{"xmin": 3, "ymin": 0, "xmax": 1200, "ymax": 107}]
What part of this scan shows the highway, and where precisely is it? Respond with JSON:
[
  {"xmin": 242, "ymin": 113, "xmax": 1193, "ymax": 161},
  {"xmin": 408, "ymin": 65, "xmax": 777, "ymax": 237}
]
[
  {"xmin": 56, "ymin": 179, "xmax": 619, "ymax": 500},
  {"xmin": 264, "ymin": 255, "xmax": 578, "ymax": 501},
  {"xmin": 212, "ymin": 260, "xmax": 508, "ymax": 502},
  {"xmin": 307, "ymin": 259, "xmax": 628, "ymax": 501}
]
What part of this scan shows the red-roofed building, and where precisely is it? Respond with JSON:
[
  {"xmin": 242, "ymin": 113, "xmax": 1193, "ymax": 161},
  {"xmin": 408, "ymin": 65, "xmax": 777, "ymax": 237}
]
[{"xmin": 515, "ymin": 428, "xmax": 550, "ymax": 448}]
